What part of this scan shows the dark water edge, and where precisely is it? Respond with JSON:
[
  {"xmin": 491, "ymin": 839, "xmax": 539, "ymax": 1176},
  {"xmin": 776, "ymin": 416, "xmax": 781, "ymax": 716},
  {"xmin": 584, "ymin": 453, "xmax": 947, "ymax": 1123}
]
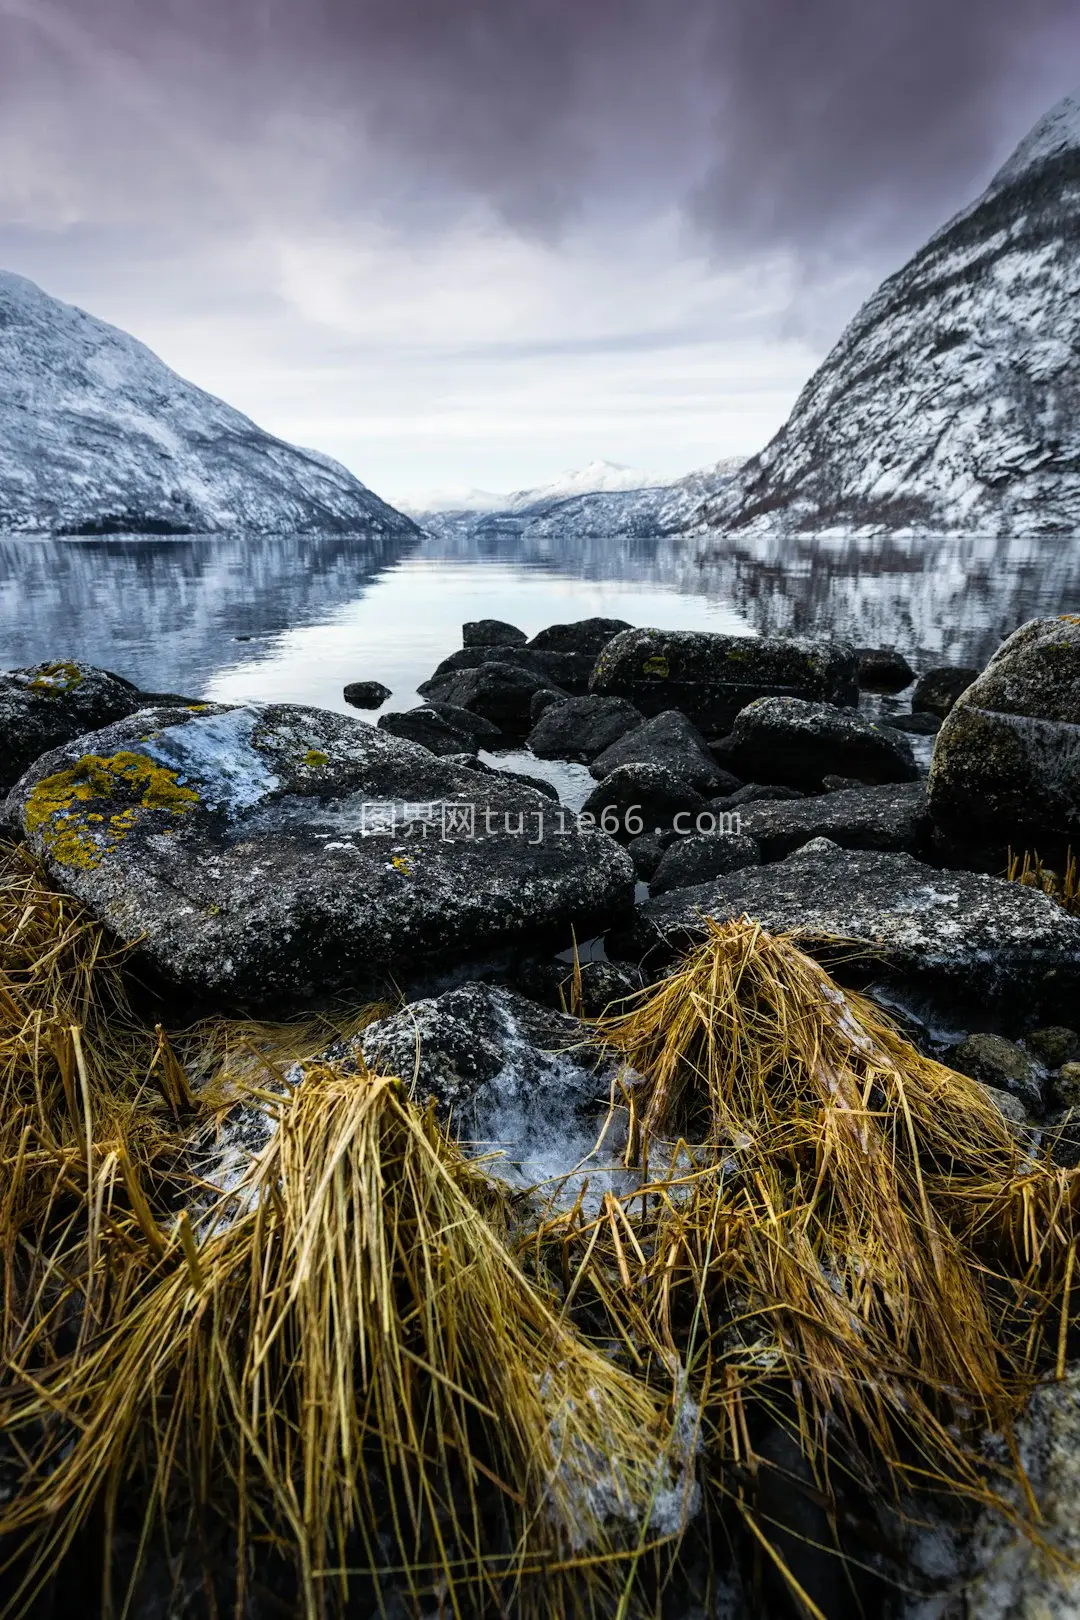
[{"xmin": 0, "ymin": 529, "xmax": 1078, "ymax": 718}]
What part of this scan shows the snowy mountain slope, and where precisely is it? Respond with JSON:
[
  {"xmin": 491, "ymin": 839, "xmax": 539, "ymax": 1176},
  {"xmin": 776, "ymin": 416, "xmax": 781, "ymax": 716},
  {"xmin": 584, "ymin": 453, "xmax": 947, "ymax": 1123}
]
[
  {"xmin": 698, "ymin": 89, "xmax": 1080, "ymax": 537},
  {"xmin": 0, "ymin": 272, "xmax": 418, "ymax": 537}
]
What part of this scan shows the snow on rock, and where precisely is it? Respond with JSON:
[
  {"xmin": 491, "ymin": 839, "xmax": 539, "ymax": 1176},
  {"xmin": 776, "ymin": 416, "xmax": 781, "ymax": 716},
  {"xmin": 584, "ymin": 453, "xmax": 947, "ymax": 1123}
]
[
  {"xmin": 0, "ymin": 270, "xmax": 419, "ymax": 537},
  {"xmin": 698, "ymin": 88, "xmax": 1080, "ymax": 537}
]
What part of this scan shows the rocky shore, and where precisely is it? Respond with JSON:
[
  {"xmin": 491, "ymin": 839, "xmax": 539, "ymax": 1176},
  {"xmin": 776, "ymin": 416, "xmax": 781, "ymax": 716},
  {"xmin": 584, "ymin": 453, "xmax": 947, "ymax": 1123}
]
[{"xmin": 1, "ymin": 613, "xmax": 1078, "ymax": 1619}]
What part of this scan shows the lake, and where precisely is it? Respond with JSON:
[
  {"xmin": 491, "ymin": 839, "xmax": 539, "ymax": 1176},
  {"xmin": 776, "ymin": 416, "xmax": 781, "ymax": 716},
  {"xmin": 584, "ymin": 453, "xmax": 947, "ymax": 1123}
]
[{"xmin": 1, "ymin": 527, "xmax": 1078, "ymax": 724}]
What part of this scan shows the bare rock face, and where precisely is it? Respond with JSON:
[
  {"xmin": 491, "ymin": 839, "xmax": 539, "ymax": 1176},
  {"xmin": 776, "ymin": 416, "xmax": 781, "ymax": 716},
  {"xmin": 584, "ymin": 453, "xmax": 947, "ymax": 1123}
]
[
  {"xmin": 697, "ymin": 91, "xmax": 1080, "ymax": 537},
  {"xmin": 0, "ymin": 660, "xmax": 147, "ymax": 791},
  {"xmin": 617, "ymin": 844, "xmax": 1080, "ymax": 1011},
  {"xmin": 928, "ymin": 617, "xmax": 1080, "ymax": 848},
  {"xmin": 589, "ymin": 628, "xmax": 858, "ymax": 735},
  {"xmin": 5, "ymin": 703, "xmax": 634, "ymax": 1006}
]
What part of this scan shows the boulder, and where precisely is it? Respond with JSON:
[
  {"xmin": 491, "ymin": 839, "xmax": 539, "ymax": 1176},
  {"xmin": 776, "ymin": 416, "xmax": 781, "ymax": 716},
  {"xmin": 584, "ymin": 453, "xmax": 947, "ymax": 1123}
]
[
  {"xmin": 377, "ymin": 707, "xmax": 479, "ymax": 756},
  {"xmin": 627, "ymin": 831, "xmax": 670, "ymax": 881},
  {"xmin": 1028, "ymin": 1026, "xmax": 1080, "ymax": 1069},
  {"xmin": 526, "ymin": 695, "xmax": 643, "ymax": 763},
  {"xmin": 715, "ymin": 697, "xmax": 918, "ymax": 790},
  {"xmin": 418, "ymin": 661, "xmax": 564, "ymax": 733},
  {"xmin": 342, "ymin": 680, "xmax": 391, "ymax": 710},
  {"xmin": 6, "ymin": 703, "xmax": 634, "ymax": 1006},
  {"xmin": 462, "ymin": 618, "xmax": 527, "ymax": 647},
  {"xmin": 856, "ymin": 647, "xmax": 915, "ymax": 690},
  {"xmin": 618, "ymin": 845, "xmax": 1080, "ymax": 1010},
  {"xmin": 928, "ymin": 618, "xmax": 1080, "ymax": 848},
  {"xmin": 423, "ymin": 645, "xmax": 549, "ymax": 683},
  {"xmin": 580, "ymin": 764, "xmax": 708, "ymax": 843},
  {"xmin": 738, "ymin": 782, "xmax": 931, "ymax": 862},
  {"xmin": 711, "ymin": 782, "xmax": 806, "ymax": 810},
  {"xmin": 526, "ymin": 617, "xmax": 633, "ymax": 692},
  {"xmin": 425, "ymin": 703, "xmax": 502, "ymax": 744},
  {"xmin": 590, "ymin": 710, "xmax": 731, "ymax": 794},
  {"xmin": 880, "ymin": 710, "xmax": 942, "ymax": 737},
  {"xmin": 360, "ymin": 982, "xmax": 619, "ymax": 1196},
  {"xmin": 529, "ymin": 688, "xmax": 565, "ymax": 724},
  {"xmin": 1055, "ymin": 1064, "xmax": 1080, "ymax": 1111},
  {"xmin": 912, "ymin": 665, "xmax": 980, "ymax": 717},
  {"xmin": 951, "ymin": 1033, "xmax": 1045, "ymax": 1115},
  {"xmin": 0, "ymin": 660, "xmax": 147, "ymax": 792},
  {"xmin": 649, "ymin": 832, "xmax": 761, "ymax": 896},
  {"xmin": 589, "ymin": 628, "xmax": 859, "ymax": 734}
]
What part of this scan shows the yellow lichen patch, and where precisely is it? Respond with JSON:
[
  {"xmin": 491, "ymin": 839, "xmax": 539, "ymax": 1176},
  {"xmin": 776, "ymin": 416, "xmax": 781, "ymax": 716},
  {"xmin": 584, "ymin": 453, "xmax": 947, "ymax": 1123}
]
[
  {"xmin": 25, "ymin": 752, "xmax": 200, "ymax": 870},
  {"xmin": 27, "ymin": 660, "xmax": 84, "ymax": 696},
  {"xmin": 641, "ymin": 654, "xmax": 669, "ymax": 678},
  {"xmin": 391, "ymin": 853, "xmax": 413, "ymax": 876},
  {"xmin": 303, "ymin": 749, "xmax": 329, "ymax": 769}
]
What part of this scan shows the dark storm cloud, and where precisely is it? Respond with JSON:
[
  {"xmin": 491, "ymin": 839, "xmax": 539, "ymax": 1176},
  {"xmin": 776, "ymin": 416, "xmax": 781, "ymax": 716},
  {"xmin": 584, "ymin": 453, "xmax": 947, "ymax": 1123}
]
[{"xmin": 2, "ymin": 0, "xmax": 1078, "ymax": 264}]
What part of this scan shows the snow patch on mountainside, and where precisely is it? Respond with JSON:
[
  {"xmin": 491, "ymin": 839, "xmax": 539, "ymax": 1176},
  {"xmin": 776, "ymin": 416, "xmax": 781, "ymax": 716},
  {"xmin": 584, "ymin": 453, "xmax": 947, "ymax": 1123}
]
[
  {"xmin": 697, "ymin": 87, "xmax": 1080, "ymax": 538},
  {"xmin": 0, "ymin": 271, "xmax": 417, "ymax": 537}
]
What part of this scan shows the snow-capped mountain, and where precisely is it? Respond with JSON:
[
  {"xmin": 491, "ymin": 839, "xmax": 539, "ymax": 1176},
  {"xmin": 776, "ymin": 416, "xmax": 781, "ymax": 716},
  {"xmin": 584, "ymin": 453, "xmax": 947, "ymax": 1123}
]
[
  {"xmin": 0, "ymin": 271, "xmax": 418, "ymax": 537},
  {"xmin": 502, "ymin": 459, "xmax": 666, "ymax": 510},
  {"xmin": 698, "ymin": 89, "xmax": 1080, "ymax": 537}
]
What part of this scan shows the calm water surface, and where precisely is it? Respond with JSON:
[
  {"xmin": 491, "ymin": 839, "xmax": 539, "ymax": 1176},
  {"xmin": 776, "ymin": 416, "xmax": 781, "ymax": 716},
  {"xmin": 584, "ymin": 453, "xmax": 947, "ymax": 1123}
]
[{"xmin": 1, "ymin": 528, "xmax": 1078, "ymax": 721}]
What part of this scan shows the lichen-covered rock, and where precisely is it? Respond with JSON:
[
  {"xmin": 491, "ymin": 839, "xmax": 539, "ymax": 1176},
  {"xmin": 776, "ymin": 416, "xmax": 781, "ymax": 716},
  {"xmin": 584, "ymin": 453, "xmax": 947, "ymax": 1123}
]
[
  {"xmin": 951, "ymin": 1032, "xmax": 1045, "ymax": 1114},
  {"xmin": 928, "ymin": 617, "xmax": 1080, "ymax": 847},
  {"xmin": 649, "ymin": 832, "xmax": 761, "ymax": 896},
  {"xmin": 1054, "ymin": 1062, "xmax": 1080, "ymax": 1111},
  {"xmin": 715, "ymin": 697, "xmax": 918, "ymax": 790},
  {"xmin": 462, "ymin": 618, "xmax": 527, "ymax": 647},
  {"xmin": 580, "ymin": 764, "xmax": 707, "ymax": 842},
  {"xmin": 526, "ymin": 695, "xmax": 643, "ymax": 763},
  {"xmin": 589, "ymin": 628, "xmax": 859, "ymax": 734},
  {"xmin": 6, "ymin": 703, "xmax": 634, "ymax": 1005},
  {"xmin": 589, "ymin": 709, "xmax": 731, "ymax": 795},
  {"xmin": 0, "ymin": 659, "xmax": 147, "ymax": 791},
  {"xmin": 342, "ymin": 680, "xmax": 391, "ymax": 709},
  {"xmin": 359, "ymin": 982, "xmax": 622, "ymax": 1197},
  {"xmin": 912, "ymin": 665, "xmax": 981, "ymax": 718},
  {"xmin": 1028, "ymin": 1026, "xmax": 1080, "ymax": 1068},
  {"xmin": 618, "ymin": 845, "xmax": 1080, "ymax": 1010},
  {"xmin": 738, "ymin": 781, "xmax": 931, "ymax": 861},
  {"xmin": 856, "ymin": 647, "xmax": 915, "ymax": 690}
]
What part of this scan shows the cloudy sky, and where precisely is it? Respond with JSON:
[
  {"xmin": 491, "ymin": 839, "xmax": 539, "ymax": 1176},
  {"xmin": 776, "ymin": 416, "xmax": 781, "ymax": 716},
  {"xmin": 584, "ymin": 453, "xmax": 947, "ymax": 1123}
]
[{"xmin": 1, "ymin": 1, "xmax": 1078, "ymax": 507}]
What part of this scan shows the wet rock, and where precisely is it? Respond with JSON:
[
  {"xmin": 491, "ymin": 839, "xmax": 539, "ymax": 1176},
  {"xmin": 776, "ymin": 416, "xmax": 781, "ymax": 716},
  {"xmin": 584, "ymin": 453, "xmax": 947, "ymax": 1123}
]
[
  {"xmin": 426, "ymin": 702, "xmax": 502, "ymax": 744},
  {"xmin": 951, "ymin": 1033, "xmax": 1045, "ymax": 1114},
  {"xmin": 912, "ymin": 665, "xmax": 980, "ymax": 717},
  {"xmin": 342, "ymin": 680, "xmax": 391, "ymax": 710},
  {"xmin": 526, "ymin": 617, "xmax": 633, "ymax": 691},
  {"xmin": 529, "ymin": 688, "xmax": 565, "ymax": 724},
  {"xmin": 377, "ymin": 706, "xmax": 480, "ymax": 756},
  {"xmin": 714, "ymin": 697, "xmax": 918, "ymax": 790},
  {"xmin": 650, "ymin": 832, "xmax": 761, "ymax": 896},
  {"xmin": 6, "ymin": 703, "xmax": 634, "ymax": 1006},
  {"xmin": 627, "ymin": 831, "xmax": 670, "ymax": 881},
  {"xmin": 856, "ymin": 647, "xmax": 915, "ymax": 690},
  {"xmin": 589, "ymin": 628, "xmax": 859, "ymax": 734},
  {"xmin": 360, "ymin": 982, "xmax": 617, "ymax": 1193},
  {"xmin": 881, "ymin": 710, "xmax": 942, "ymax": 736},
  {"xmin": 1054, "ymin": 1063, "xmax": 1080, "ymax": 1111},
  {"xmin": 418, "ymin": 661, "xmax": 565, "ymax": 733},
  {"xmin": 512, "ymin": 958, "xmax": 646, "ymax": 1018},
  {"xmin": 928, "ymin": 617, "xmax": 1080, "ymax": 848},
  {"xmin": 527, "ymin": 695, "xmax": 643, "ymax": 763},
  {"xmin": 590, "ymin": 709, "xmax": 729, "ymax": 794},
  {"xmin": 1029, "ymin": 1026, "xmax": 1080, "ymax": 1069},
  {"xmin": 618, "ymin": 845, "xmax": 1080, "ymax": 1010},
  {"xmin": 462, "ymin": 618, "xmax": 527, "ymax": 647},
  {"xmin": 0, "ymin": 660, "xmax": 147, "ymax": 792},
  {"xmin": 738, "ymin": 782, "xmax": 931, "ymax": 862},
  {"xmin": 580, "ymin": 764, "xmax": 707, "ymax": 843}
]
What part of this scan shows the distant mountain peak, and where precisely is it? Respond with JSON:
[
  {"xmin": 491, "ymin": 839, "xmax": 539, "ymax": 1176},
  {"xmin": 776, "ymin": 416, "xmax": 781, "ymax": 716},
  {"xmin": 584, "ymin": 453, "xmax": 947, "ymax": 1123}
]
[{"xmin": 0, "ymin": 271, "xmax": 417, "ymax": 537}]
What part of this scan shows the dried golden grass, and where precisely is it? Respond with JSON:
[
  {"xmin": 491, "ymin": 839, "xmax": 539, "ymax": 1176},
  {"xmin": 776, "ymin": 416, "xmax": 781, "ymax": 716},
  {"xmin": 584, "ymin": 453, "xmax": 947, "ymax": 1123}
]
[{"xmin": 1008, "ymin": 847, "xmax": 1080, "ymax": 914}]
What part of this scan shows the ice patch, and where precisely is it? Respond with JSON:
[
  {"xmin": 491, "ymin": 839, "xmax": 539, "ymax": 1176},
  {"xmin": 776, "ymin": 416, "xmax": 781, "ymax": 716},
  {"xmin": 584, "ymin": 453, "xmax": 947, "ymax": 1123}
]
[{"xmin": 143, "ymin": 708, "xmax": 279, "ymax": 816}]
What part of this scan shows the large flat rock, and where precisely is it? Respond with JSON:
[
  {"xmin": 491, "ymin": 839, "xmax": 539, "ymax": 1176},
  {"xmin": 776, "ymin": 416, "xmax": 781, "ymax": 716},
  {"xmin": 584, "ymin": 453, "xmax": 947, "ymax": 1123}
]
[
  {"xmin": 618, "ymin": 845, "xmax": 1080, "ymax": 1007},
  {"xmin": 6, "ymin": 703, "xmax": 634, "ymax": 1006},
  {"xmin": 738, "ymin": 782, "xmax": 931, "ymax": 861}
]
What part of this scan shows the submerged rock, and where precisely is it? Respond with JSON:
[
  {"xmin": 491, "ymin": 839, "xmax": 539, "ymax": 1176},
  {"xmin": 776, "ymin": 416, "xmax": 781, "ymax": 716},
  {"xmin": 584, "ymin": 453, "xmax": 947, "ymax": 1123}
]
[
  {"xmin": 0, "ymin": 660, "xmax": 147, "ymax": 791},
  {"xmin": 619, "ymin": 845, "xmax": 1080, "ymax": 1010},
  {"xmin": 526, "ymin": 694, "xmax": 643, "ymax": 763},
  {"xmin": 589, "ymin": 628, "xmax": 859, "ymax": 734},
  {"xmin": 911, "ymin": 665, "xmax": 980, "ymax": 718},
  {"xmin": 342, "ymin": 680, "xmax": 391, "ymax": 710},
  {"xmin": 590, "ymin": 709, "xmax": 730, "ymax": 794},
  {"xmin": 738, "ymin": 781, "xmax": 931, "ymax": 861},
  {"xmin": 6, "ymin": 703, "xmax": 634, "ymax": 1005},
  {"xmin": 715, "ymin": 697, "xmax": 918, "ymax": 790},
  {"xmin": 928, "ymin": 617, "xmax": 1080, "ymax": 848}
]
